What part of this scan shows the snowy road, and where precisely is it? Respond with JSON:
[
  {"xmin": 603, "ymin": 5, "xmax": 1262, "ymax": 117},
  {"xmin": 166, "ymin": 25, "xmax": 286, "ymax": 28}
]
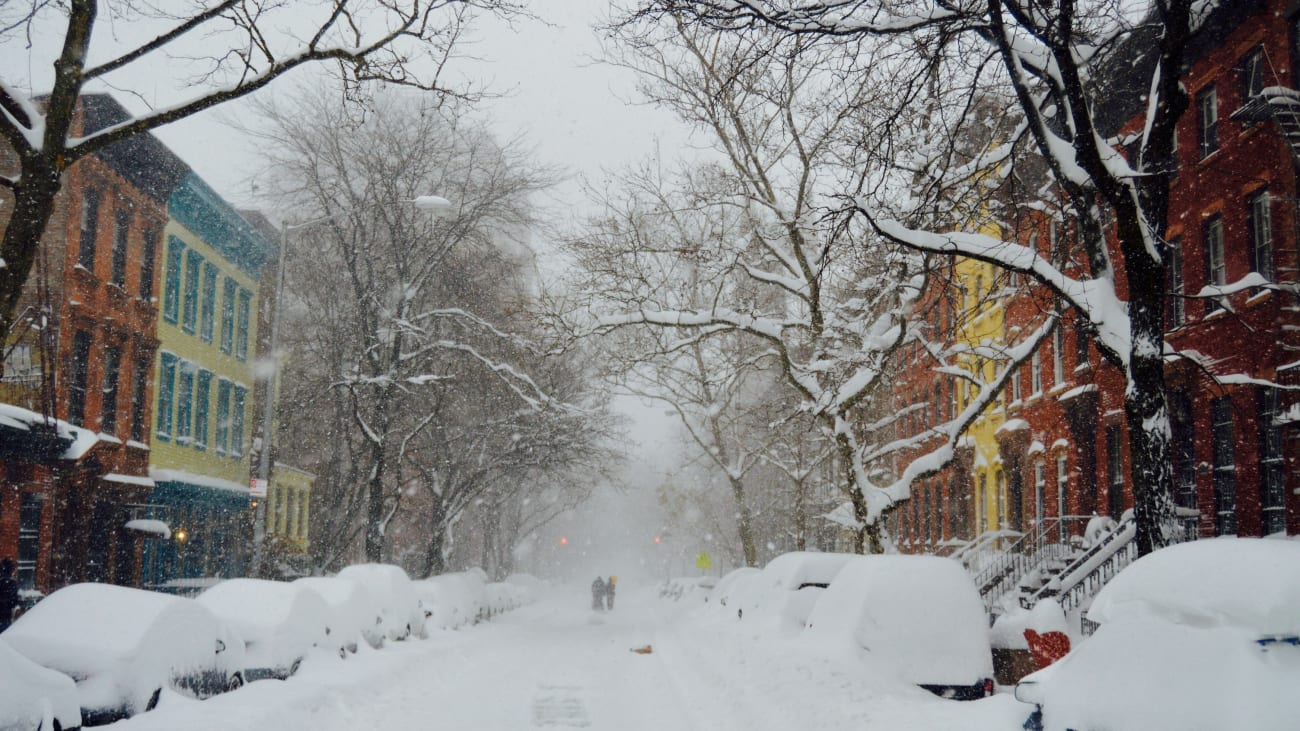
[{"xmin": 109, "ymin": 585, "xmax": 1027, "ymax": 731}]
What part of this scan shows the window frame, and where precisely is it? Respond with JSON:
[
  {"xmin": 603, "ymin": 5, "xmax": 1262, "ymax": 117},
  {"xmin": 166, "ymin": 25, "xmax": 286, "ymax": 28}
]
[
  {"xmin": 1197, "ymin": 84, "xmax": 1218, "ymax": 158},
  {"xmin": 1210, "ymin": 397, "xmax": 1237, "ymax": 536},
  {"xmin": 1204, "ymin": 215, "xmax": 1226, "ymax": 312},
  {"xmin": 1247, "ymin": 189, "xmax": 1274, "ymax": 280},
  {"xmin": 220, "ymin": 277, "xmax": 238, "ymax": 353},
  {"xmin": 194, "ymin": 370, "xmax": 212, "ymax": 450},
  {"xmin": 182, "ymin": 250, "xmax": 202, "ymax": 334},
  {"xmin": 110, "ymin": 209, "xmax": 130, "ymax": 287},
  {"xmin": 157, "ymin": 354, "xmax": 177, "ymax": 440},
  {"xmin": 1259, "ymin": 388, "xmax": 1285, "ymax": 535},
  {"xmin": 216, "ymin": 379, "xmax": 232, "ymax": 454},
  {"xmin": 163, "ymin": 236, "xmax": 184, "ymax": 323},
  {"xmin": 100, "ymin": 345, "xmax": 122, "ymax": 435},
  {"xmin": 67, "ymin": 330, "xmax": 92, "ymax": 427},
  {"xmin": 235, "ymin": 289, "xmax": 252, "ymax": 360},
  {"xmin": 176, "ymin": 363, "xmax": 195, "ymax": 445},
  {"xmin": 1165, "ymin": 238, "xmax": 1186, "ymax": 328},
  {"xmin": 200, "ymin": 262, "xmax": 218, "ymax": 343},
  {"xmin": 130, "ymin": 357, "xmax": 150, "ymax": 443},
  {"xmin": 78, "ymin": 188, "xmax": 100, "ymax": 271},
  {"xmin": 230, "ymin": 385, "xmax": 247, "ymax": 457}
]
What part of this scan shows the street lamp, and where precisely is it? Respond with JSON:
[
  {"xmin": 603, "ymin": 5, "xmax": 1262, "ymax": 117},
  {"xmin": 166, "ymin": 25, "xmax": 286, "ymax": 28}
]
[{"xmin": 249, "ymin": 195, "xmax": 452, "ymax": 576}]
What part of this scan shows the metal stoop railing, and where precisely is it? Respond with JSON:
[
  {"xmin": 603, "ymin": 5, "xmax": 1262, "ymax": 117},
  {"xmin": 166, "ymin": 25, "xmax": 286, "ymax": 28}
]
[
  {"xmin": 973, "ymin": 516, "xmax": 1092, "ymax": 613},
  {"xmin": 1021, "ymin": 514, "xmax": 1137, "ymax": 614}
]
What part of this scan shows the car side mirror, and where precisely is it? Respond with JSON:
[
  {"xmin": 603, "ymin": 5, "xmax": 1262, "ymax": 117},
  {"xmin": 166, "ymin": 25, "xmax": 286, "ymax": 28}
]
[
  {"xmin": 216, "ymin": 639, "xmax": 227, "ymax": 654},
  {"xmin": 1014, "ymin": 680, "xmax": 1041, "ymax": 704}
]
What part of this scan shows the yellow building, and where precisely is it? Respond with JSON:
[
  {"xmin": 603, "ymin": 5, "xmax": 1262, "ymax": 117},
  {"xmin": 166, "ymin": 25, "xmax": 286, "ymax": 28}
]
[
  {"xmin": 266, "ymin": 463, "xmax": 314, "ymax": 552},
  {"xmin": 143, "ymin": 173, "xmax": 274, "ymax": 585},
  {"xmin": 954, "ymin": 248, "xmax": 1008, "ymax": 535}
]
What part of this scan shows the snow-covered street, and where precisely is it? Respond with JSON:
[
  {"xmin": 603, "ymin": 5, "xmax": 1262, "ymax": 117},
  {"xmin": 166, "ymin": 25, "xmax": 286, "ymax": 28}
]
[{"xmin": 110, "ymin": 583, "xmax": 1025, "ymax": 731}]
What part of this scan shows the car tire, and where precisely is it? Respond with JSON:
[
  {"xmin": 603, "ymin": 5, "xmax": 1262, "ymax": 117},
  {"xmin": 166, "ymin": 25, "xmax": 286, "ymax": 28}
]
[
  {"xmin": 227, "ymin": 673, "xmax": 245, "ymax": 692},
  {"xmin": 145, "ymin": 687, "xmax": 162, "ymax": 712},
  {"xmin": 339, "ymin": 645, "xmax": 348, "ymax": 659}
]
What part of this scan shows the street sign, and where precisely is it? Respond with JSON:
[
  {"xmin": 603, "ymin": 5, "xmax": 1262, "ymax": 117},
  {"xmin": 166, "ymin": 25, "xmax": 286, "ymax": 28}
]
[
  {"xmin": 250, "ymin": 478, "xmax": 268, "ymax": 498},
  {"xmin": 695, "ymin": 551, "xmax": 712, "ymax": 571}
]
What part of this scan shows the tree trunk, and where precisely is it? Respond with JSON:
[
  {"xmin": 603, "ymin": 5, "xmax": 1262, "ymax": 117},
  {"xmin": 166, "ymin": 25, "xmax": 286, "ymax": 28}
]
[
  {"xmin": 364, "ymin": 436, "xmax": 388, "ymax": 563},
  {"xmin": 421, "ymin": 498, "xmax": 449, "ymax": 578},
  {"xmin": 1122, "ymin": 237, "xmax": 1176, "ymax": 557},
  {"xmin": 0, "ymin": 165, "xmax": 63, "ymax": 360},
  {"xmin": 728, "ymin": 475, "xmax": 758, "ymax": 566}
]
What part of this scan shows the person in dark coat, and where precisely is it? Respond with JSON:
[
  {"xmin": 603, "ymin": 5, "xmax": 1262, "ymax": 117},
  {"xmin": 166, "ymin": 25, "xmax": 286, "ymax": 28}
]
[
  {"xmin": 0, "ymin": 557, "xmax": 18, "ymax": 633},
  {"xmin": 605, "ymin": 575, "xmax": 617, "ymax": 611},
  {"xmin": 591, "ymin": 576, "xmax": 606, "ymax": 611}
]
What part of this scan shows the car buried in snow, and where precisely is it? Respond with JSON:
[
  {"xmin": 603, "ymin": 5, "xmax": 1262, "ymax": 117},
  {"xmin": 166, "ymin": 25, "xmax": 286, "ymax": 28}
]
[
  {"xmin": 293, "ymin": 575, "xmax": 376, "ymax": 653},
  {"xmin": 0, "ymin": 637, "xmax": 82, "ymax": 731},
  {"xmin": 1015, "ymin": 538, "xmax": 1300, "ymax": 731},
  {"xmin": 337, "ymin": 564, "xmax": 426, "ymax": 641},
  {"xmin": 805, "ymin": 554, "xmax": 995, "ymax": 701},
  {"xmin": 197, "ymin": 578, "xmax": 338, "ymax": 680},
  {"xmin": 2, "ymin": 583, "xmax": 245, "ymax": 726}
]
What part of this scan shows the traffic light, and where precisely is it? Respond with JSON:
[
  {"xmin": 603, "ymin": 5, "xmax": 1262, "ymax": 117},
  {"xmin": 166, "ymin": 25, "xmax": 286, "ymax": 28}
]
[
  {"xmin": 560, "ymin": 536, "xmax": 568, "ymax": 545},
  {"xmin": 654, "ymin": 536, "xmax": 661, "ymax": 544}
]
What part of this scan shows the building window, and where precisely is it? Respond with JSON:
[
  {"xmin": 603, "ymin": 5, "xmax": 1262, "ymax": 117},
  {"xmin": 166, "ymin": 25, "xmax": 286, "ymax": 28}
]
[
  {"xmin": 79, "ymin": 189, "xmax": 100, "ymax": 271},
  {"xmin": 1211, "ymin": 397, "xmax": 1236, "ymax": 536},
  {"xmin": 996, "ymin": 470, "xmax": 1006, "ymax": 530},
  {"xmin": 231, "ymin": 385, "xmax": 247, "ymax": 457},
  {"xmin": 182, "ymin": 250, "xmax": 202, "ymax": 333},
  {"xmin": 1259, "ymin": 388, "xmax": 1285, "ymax": 535},
  {"xmin": 1052, "ymin": 326, "xmax": 1065, "ymax": 386},
  {"xmin": 216, "ymin": 380, "xmax": 232, "ymax": 454},
  {"xmin": 1034, "ymin": 460, "xmax": 1046, "ymax": 523},
  {"xmin": 111, "ymin": 209, "xmax": 130, "ymax": 287},
  {"xmin": 157, "ymin": 354, "xmax": 177, "ymax": 440},
  {"xmin": 200, "ymin": 262, "xmax": 218, "ymax": 343},
  {"xmin": 1105, "ymin": 425, "xmax": 1124, "ymax": 518},
  {"xmin": 1031, "ymin": 350, "xmax": 1043, "ymax": 395},
  {"xmin": 1241, "ymin": 45, "xmax": 1265, "ymax": 102},
  {"xmin": 130, "ymin": 357, "xmax": 149, "ymax": 443},
  {"xmin": 194, "ymin": 370, "xmax": 212, "ymax": 450},
  {"xmin": 1204, "ymin": 216, "xmax": 1225, "ymax": 312},
  {"xmin": 220, "ymin": 277, "xmax": 237, "ymax": 353},
  {"xmin": 163, "ymin": 236, "xmax": 184, "ymax": 323},
  {"xmin": 1170, "ymin": 388, "xmax": 1198, "ymax": 511},
  {"xmin": 1248, "ymin": 190, "xmax": 1274, "ymax": 280},
  {"xmin": 17, "ymin": 493, "xmax": 44, "ymax": 590},
  {"xmin": 1165, "ymin": 238, "xmax": 1185, "ymax": 328},
  {"xmin": 140, "ymin": 230, "xmax": 157, "ymax": 300},
  {"xmin": 176, "ymin": 363, "xmax": 194, "ymax": 445},
  {"xmin": 1056, "ymin": 454, "xmax": 1069, "ymax": 522},
  {"xmin": 235, "ymin": 289, "xmax": 252, "ymax": 360},
  {"xmin": 100, "ymin": 345, "xmax": 121, "ymax": 435},
  {"xmin": 1197, "ymin": 85, "xmax": 1218, "ymax": 158},
  {"xmin": 1074, "ymin": 319, "xmax": 1090, "ymax": 366},
  {"xmin": 67, "ymin": 330, "xmax": 92, "ymax": 427},
  {"xmin": 1011, "ymin": 368, "xmax": 1022, "ymax": 402}
]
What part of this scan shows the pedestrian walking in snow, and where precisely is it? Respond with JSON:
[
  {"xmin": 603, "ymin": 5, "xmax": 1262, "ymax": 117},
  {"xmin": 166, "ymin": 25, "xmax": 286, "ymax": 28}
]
[
  {"xmin": 591, "ymin": 576, "xmax": 606, "ymax": 611},
  {"xmin": 0, "ymin": 557, "xmax": 18, "ymax": 633},
  {"xmin": 605, "ymin": 575, "xmax": 617, "ymax": 611}
]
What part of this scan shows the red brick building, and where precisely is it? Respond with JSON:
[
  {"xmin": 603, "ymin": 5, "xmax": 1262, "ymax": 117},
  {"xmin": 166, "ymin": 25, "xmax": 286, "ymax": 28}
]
[
  {"xmin": 893, "ymin": 0, "xmax": 1298, "ymax": 548},
  {"xmin": 1, "ymin": 95, "xmax": 188, "ymax": 592}
]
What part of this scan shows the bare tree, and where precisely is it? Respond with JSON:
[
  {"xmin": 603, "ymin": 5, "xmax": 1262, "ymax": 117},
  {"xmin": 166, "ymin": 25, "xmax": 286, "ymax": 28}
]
[
  {"xmin": 255, "ymin": 89, "xmax": 559, "ymax": 564},
  {"xmin": 630, "ymin": 0, "xmax": 1260, "ymax": 555},
  {"xmin": 566, "ymin": 23, "xmax": 1047, "ymax": 553},
  {"xmin": 0, "ymin": 0, "xmax": 528, "ymax": 359}
]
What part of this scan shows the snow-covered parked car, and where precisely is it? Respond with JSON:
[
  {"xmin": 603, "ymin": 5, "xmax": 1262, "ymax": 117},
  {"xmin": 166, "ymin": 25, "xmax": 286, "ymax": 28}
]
[
  {"xmin": 484, "ymin": 582, "xmax": 523, "ymax": 617},
  {"xmin": 805, "ymin": 554, "xmax": 995, "ymax": 700},
  {"xmin": 413, "ymin": 572, "xmax": 486, "ymax": 630},
  {"xmin": 337, "ymin": 564, "xmax": 425, "ymax": 641},
  {"xmin": 1016, "ymin": 538, "xmax": 1300, "ymax": 731},
  {"xmin": 3, "ymin": 583, "xmax": 246, "ymax": 725},
  {"xmin": 503, "ymin": 573, "xmax": 543, "ymax": 603},
  {"xmin": 197, "ymin": 579, "xmax": 336, "ymax": 680},
  {"xmin": 708, "ymin": 567, "xmax": 761, "ymax": 610},
  {"xmin": 293, "ymin": 576, "xmax": 378, "ymax": 652},
  {"xmin": 0, "ymin": 638, "xmax": 81, "ymax": 731},
  {"xmin": 734, "ymin": 552, "xmax": 857, "ymax": 631}
]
